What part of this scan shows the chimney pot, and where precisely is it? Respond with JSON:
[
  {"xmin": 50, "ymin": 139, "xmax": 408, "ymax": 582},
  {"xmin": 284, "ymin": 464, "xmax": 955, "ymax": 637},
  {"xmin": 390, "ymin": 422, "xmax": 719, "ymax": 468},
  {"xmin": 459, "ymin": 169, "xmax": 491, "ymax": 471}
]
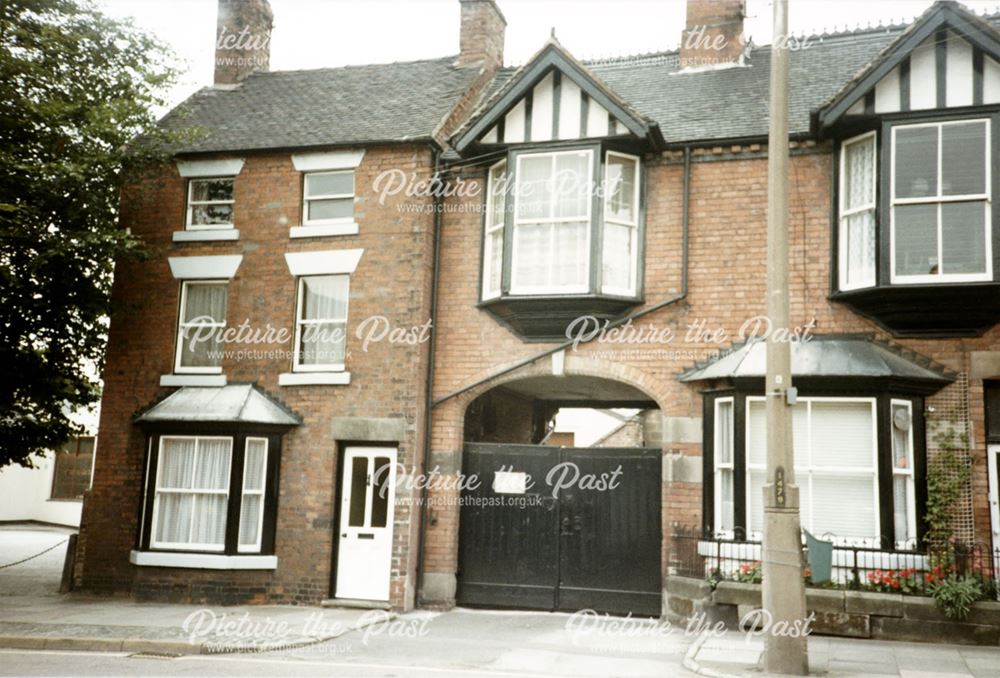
[{"xmin": 214, "ymin": 0, "xmax": 273, "ymax": 86}]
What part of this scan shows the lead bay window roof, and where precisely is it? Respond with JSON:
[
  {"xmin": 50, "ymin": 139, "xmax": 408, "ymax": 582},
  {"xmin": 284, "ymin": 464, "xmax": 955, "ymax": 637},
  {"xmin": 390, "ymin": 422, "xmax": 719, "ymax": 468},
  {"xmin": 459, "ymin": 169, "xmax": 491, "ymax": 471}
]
[
  {"xmin": 680, "ymin": 336, "xmax": 954, "ymax": 393},
  {"xmin": 135, "ymin": 384, "xmax": 301, "ymax": 427}
]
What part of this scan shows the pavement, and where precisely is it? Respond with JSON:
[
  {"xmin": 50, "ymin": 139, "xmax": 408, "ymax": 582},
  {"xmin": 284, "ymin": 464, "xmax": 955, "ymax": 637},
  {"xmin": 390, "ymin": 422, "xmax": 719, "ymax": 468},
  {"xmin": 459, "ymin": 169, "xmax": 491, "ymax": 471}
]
[
  {"xmin": 2, "ymin": 525, "xmax": 1000, "ymax": 677},
  {"xmin": 685, "ymin": 630, "xmax": 1000, "ymax": 678},
  {"xmin": 0, "ymin": 525, "xmax": 390, "ymax": 655}
]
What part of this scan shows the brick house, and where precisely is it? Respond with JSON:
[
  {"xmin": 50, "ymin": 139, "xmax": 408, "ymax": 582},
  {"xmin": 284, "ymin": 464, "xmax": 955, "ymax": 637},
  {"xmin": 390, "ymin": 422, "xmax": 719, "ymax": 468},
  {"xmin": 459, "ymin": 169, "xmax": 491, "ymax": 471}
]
[{"xmin": 77, "ymin": 0, "xmax": 1000, "ymax": 614}]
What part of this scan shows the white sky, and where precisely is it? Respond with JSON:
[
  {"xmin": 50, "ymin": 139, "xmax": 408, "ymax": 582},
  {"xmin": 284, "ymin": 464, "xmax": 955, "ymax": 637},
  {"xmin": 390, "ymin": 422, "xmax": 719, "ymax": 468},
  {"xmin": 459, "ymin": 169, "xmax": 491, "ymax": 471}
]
[{"xmin": 98, "ymin": 0, "xmax": 1000, "ymax": 111}]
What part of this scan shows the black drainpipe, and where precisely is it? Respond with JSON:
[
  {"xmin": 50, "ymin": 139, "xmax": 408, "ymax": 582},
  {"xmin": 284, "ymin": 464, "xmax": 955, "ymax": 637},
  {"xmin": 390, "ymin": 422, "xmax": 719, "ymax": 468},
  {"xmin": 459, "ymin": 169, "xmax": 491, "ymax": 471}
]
[
  {"xmin": 430, "ymin": 145, "xmax": 693, "ymax": 408},
  {"xmin": 415, "ymin": 148, "xmax": 444, "ymax": 607}
]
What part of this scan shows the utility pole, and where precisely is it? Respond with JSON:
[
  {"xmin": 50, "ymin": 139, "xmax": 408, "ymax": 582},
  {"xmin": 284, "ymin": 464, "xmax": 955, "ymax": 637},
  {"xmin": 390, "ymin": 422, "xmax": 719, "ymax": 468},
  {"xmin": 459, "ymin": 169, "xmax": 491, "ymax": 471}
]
[{"xmin": 763, "ymin": 0, "xmax": 808, "ymax": 674}]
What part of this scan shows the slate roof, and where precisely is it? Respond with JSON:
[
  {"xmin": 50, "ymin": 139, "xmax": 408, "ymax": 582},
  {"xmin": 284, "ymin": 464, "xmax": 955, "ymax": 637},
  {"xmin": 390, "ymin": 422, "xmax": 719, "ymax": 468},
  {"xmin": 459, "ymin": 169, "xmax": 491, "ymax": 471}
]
[
  {"xmin": 159, "ymin": 6, "xmax": 1000, "ymax": 154},
  {"xmin": 678, "ymin": 335, "xmax": 955, "ymax": 385},
  {"xmin": 160, "ymin": 56, "xmax": 483, "ymax": 154},
  {"xmin": 459, "ymin": 9, "xmax": 1000, "ymax": 147}
]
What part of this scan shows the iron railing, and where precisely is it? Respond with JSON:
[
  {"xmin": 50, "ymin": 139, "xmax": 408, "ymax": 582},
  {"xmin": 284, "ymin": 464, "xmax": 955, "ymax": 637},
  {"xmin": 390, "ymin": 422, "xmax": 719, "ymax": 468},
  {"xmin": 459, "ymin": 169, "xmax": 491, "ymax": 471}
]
[{"xmin": 669, "ymin": 524, "xmax": 998, "ymax": 597}]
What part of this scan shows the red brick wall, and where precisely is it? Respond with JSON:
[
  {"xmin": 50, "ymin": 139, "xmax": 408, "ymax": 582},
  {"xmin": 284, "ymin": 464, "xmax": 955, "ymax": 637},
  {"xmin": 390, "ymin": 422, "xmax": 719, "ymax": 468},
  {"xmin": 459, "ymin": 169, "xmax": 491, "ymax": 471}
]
[
  {"xmin": 79, "ymin": 144, "xmax": 439, "ymax": 607},
  {"xmin": 422, "ymin": 141, "xmax": 1000, "ymax": 595}
]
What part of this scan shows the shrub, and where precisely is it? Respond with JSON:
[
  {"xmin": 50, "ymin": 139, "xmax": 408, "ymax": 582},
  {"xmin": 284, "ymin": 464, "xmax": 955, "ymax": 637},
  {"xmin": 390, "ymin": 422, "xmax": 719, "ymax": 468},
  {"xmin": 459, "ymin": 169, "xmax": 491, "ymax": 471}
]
[{"xmin": 929, "ymin": 573, "xmax": 986, "ymax": 620}]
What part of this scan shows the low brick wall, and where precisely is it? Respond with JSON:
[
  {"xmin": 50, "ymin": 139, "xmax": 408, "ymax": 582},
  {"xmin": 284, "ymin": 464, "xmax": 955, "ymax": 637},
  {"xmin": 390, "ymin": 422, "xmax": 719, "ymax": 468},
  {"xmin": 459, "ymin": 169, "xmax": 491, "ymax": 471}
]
[{"xmin": 664, "ymin": 576, "xmax": 1000, "ymax": 646}]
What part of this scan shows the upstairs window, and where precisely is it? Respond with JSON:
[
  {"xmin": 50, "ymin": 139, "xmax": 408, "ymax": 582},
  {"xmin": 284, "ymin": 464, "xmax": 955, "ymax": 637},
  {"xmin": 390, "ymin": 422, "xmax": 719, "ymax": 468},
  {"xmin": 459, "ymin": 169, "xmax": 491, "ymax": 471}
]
[
  {"xmin": 891, "ymin": 119, "xmax": 991, "ymax": 283},
  {"xmin": 482, "ymin": 147, "xmax": 643, "ymax": 300},
  {"xmin": 511, "ymin": 149, "xmax": 592, "ymax": 294},
  {"xmin": 186, "ymin": 178, "xmax": 235, "ymax": 230},
  {"xmin": 293, "ymin": 274, "xmax": 349, "ymax": 372},
  {"xmin": 839, "ymin": 132, "xmax": 877, "ymax": 290},
  {"xmin": 602, "ymin": 152, "xmax": 640, "ymax": 296},
  {"xmin": 303, "ymin": 171, "xmax": 354, "ymax": 226},
  {"xmin": 175, "ymin": 281, "xmax": 227, "ymax": 374},
  {"xmin": 482, "ymin": 161, "xmax": 506, "ymax": 300}
]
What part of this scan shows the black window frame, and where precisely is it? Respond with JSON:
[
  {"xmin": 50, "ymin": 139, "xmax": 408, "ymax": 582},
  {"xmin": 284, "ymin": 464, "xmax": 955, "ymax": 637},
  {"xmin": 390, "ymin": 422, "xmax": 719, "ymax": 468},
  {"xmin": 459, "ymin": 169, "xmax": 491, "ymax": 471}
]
[
  {"xmin": 832, "ymin": 107, "xmax": 1000, "ymax": 293},
  {"xmin": 478, "ymin": 140, "xmax": 648, "ymax": 304},
  {"xmin": 702, "ymin": 387, "xmax": 927, "ymax": 549},
  {"xmin": 136, "ymin": 426, "xmax": 283, "ymax": 556}
]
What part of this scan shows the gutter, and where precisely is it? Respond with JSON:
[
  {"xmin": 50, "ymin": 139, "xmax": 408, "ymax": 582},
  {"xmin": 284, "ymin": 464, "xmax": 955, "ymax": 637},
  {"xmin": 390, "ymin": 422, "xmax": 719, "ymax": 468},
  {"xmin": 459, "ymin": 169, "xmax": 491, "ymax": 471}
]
[{"xmin": 430, "ymin": 145, "xmax": 693, "ymax": 408}]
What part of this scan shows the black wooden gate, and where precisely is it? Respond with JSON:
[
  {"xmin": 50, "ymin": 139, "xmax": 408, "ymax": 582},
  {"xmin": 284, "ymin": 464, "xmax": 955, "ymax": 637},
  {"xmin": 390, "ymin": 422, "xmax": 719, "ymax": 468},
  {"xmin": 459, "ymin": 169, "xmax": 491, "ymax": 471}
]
[{"xmin": 457, "ymin": 443, "xmax": 662, "ymax": 616}]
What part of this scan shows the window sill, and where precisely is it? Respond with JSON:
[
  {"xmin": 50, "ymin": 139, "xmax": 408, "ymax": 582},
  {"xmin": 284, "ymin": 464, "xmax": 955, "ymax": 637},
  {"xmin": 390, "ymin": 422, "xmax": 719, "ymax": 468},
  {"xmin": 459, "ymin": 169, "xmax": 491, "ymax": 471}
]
[
  {"xmin": 278, "ymin": 372, "xmax": 351, "ymax": 386},
  {"xmin": 130, "ymin": 550, "xmax": 277, "ymax": 570},
  {"xmin": 160, "ymin": 374, "xmax": 227, "ymax": 387},
  {"xmin": 289, "ymin": 222, "xmax": 359, "ymax": 238},
  {"xmin": 46, "ymin": 498, "xmax": 83, "ymax": 503},
  {"xmin": 172, "ymin": 229, "xmax": 239, "ymax": 242}
]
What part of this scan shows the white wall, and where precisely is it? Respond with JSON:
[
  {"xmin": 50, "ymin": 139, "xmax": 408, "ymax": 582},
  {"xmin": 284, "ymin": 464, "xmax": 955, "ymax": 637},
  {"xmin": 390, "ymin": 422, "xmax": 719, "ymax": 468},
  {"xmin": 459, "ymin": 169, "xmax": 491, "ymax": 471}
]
[{"xmin": 0, "ymin": 455, "xmax": 82, "ymax": 527}]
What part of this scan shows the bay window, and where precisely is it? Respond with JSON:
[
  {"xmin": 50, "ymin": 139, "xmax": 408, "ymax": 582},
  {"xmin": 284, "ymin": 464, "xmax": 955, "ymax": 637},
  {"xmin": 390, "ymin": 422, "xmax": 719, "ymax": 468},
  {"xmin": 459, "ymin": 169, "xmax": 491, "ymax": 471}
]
[
  {"xmin": 175, "ymin": 281, "xmax": 227, "ymax": 374},
  {"xmin": 138, "ymin": 430, "xmax": 282, "ymax": 558},
  {"xmin": 293, "ymin": 274, "xmax": 349, "ymax": 372},
  {"xmin": 478, "ymin": 146, "xmax": 644, "ymax": 339},
  {"xmin": 708, "ymin": 391, "xmax": 926, "ymax": 547},
  {"xmin": 891, "ymin": 119, "xmax": 991, "ymax": 282}
]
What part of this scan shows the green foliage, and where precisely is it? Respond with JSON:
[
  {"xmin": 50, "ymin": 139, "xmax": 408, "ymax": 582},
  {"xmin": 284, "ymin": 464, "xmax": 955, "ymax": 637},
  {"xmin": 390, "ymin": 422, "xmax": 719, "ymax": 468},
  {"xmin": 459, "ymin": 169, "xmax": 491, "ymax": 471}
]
[
  {"xmin": 0, "ymin": 0, "xmax": 179, "ymax": 467},
  {"xmin": 929, "ymin": 573, "xmax": 987, "ymax": 620},
  {"xmin": 924, "ymin": 445, "xmax": 971, "ymax": 547}
]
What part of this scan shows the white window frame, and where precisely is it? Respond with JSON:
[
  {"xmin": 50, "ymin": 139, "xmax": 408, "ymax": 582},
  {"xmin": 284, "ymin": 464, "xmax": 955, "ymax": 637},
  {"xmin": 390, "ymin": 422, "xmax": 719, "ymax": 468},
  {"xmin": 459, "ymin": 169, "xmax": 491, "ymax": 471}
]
[
  {"xmin": 186, "ymin": 177, "xmax": 235, "ymax": 230},
  {"xmin": 838, "ymin": 131, "xmax": 878, "ymax": 291},
  {"xmin": 238, "ymin": 437, "xmax": 269, "ymax": 553},
  {"xmin": 149, "ymin": 435, "xmax": 233, "ymax": 552},
  {"xmin": 292, "ymin": 274, "xmax": 350, "ymax": 373},
  {"xmin": 601, "ymin": 151, "xmax": 641, "ymax": 297},
  {"xmin": 889, "ymin": 118, "xmax": 993, "ymax": 284},
  {"xmin": 174, "ymin": 280, "xmax": 227, "ymax": 375},
  {"xmin": 890, "ymin": 399, "xmax": 918, "ymax": 548},
  {"xmin": 482, "ymin": 160, "xmax": 507, "ymax": 300},
  {"xmin": 509, "ymin": 148, "xmax": 593, "ymax": 296},
  {"xmin": 714, "ymin": 397, "xmax": 735, "ymax": 537},
  {"xmin": 745, "ymin": 396, "xmax": 880, "ymax": 544},
  {"xmin": 302, "ymin": 170, "xmax": 355, "ymax": 227}
]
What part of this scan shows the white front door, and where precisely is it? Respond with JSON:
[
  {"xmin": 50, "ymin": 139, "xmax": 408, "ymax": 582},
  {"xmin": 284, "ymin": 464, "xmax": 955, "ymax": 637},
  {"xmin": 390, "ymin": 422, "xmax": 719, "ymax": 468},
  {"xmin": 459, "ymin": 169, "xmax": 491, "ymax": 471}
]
[
  {"xmin": 335, "ymin": 446, "xmax": 397, "ymax": 601},
  {"xmin": 989, "ymin": 444, "xmax": 1000, "ymax": 599}
]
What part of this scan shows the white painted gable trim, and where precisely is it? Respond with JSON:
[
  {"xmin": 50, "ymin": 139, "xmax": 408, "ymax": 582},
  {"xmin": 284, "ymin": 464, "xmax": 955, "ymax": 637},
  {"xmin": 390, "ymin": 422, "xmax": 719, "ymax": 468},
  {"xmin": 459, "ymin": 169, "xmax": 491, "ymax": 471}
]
[
  {"xmin": 168, "ymin": 255, "xmax": 244, "ymax": 280},
  {"xmin": 284, "ymin": 249, "xmax": 364, "ymax": 276},
  {"xmin": 175, "ymin": 158, "xmax": 245, "ymax": 178},
  {"xmin": 291, "ymin": 150, "xmax": 365, "ymax": 172}
]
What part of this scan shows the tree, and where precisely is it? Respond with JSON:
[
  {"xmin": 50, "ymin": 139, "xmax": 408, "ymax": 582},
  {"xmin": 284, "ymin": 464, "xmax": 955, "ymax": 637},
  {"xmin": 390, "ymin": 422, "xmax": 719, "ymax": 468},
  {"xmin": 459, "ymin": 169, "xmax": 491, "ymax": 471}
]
[{"xmin": 0, "ymin": 0, "xmax": 178, "ymax": 468}]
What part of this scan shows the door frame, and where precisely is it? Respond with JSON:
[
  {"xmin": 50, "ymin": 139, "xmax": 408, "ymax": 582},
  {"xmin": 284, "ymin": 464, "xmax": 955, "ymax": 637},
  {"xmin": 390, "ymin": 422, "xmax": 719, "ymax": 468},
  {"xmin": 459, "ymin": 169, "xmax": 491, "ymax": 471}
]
[{"xmin": 330, "ymin": 441, "xmax": 399, "ymax": 600}]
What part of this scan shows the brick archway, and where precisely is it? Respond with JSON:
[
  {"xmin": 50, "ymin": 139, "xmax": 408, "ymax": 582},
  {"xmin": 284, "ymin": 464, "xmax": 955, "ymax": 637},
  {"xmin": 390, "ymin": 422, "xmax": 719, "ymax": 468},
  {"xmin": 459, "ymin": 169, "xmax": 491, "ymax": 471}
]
[{"xmin": 420, "ymin": 352, "xmax": 675, "ymax": 607}]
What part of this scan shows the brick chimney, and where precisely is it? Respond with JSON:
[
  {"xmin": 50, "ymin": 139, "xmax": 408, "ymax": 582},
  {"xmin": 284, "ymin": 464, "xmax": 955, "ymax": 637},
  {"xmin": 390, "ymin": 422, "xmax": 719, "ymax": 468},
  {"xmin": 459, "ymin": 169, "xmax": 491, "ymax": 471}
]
[
  {"xmin": 456, "ymin": 0, "xmax": 506, "ymax": 69},
  {"xmin": 680, "ymin": 0, "xmax": 746, "ymax": 70},
  {"xmin": 214, "ymin": 0, "xmax": 273, "ymax": 86}
]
